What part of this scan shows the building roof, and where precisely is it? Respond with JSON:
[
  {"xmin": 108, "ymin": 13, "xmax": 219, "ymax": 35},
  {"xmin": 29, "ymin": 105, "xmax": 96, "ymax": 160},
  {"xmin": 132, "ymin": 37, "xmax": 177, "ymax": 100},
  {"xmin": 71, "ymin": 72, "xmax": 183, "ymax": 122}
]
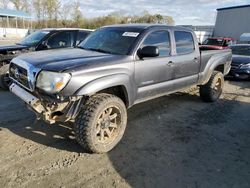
[
  {"xmin": 0, "ymin": 8, "xmax": 31, "ymax": 18},
  {"xmin": 217, "ymin": 4, "xmax": 250, "ymax": 11}
]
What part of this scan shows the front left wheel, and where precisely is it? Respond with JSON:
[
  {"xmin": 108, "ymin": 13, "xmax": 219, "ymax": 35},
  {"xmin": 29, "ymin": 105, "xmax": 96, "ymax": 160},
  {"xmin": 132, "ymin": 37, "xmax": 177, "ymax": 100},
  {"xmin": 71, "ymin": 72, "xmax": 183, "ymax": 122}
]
[{"xmin": 74, "ymin": 94, "xmax": 127, "ymax": 153}]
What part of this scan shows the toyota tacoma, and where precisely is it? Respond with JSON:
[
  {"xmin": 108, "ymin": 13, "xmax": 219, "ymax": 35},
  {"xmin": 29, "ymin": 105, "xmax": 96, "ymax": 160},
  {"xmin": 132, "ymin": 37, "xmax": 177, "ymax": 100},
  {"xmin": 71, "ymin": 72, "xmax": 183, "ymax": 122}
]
[{"xmin": 9, "ymin": 24, "xmax": 232, "ymax": 153}]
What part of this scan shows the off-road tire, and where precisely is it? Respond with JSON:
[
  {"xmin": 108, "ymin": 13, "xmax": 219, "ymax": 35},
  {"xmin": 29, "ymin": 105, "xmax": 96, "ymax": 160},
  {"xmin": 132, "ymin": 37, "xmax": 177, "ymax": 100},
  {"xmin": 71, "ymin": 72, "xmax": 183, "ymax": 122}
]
[
  {"xmin": 0, "ymin": 64, "xmax": 10, "ymax": 90},
  {"xmin": 199, "ymin": 71, "xmax": 224, "ymax": 102},
  {"xmin": 74, "ymin": 94, "xmax": 127, "ymax": 153}
]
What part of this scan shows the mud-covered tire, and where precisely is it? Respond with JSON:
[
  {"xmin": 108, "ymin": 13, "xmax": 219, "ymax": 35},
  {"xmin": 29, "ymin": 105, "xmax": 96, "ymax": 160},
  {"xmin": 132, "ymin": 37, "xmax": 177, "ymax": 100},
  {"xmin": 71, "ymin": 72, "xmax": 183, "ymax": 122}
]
[
  {"xmin": 74, "ymin": 94, "xmax": 127, "ymax": 153},
  {"xmin": 199, "ymin": 71, "xmax": 224, "ymax": 102},
  {"xmin": 0, "ymin": 64, "xmax": 11, "ymax": 90}
]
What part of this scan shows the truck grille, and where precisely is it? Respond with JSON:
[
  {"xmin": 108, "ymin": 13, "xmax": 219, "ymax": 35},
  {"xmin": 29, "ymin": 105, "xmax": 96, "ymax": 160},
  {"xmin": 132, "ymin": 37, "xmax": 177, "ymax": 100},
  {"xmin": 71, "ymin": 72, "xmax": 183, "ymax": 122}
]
[
  {"xmin": 9, "ymin": 63, "xmax": 30, "ymax": 89},
  {"xmin": 9, "ymin": 59, "xmax": 40, "ymax": 91}
]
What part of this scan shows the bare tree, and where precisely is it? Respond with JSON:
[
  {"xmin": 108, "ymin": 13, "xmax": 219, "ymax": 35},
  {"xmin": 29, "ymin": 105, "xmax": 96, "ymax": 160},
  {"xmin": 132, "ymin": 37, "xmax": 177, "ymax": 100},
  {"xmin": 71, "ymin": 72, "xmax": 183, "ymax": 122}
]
[
  {"xmin": 71, "ymin": 0, "xmax": 84, "ymax": 27},
  {"xmin": 22, "ymin": 0, "xmax": 31, "ymax": 13},
  {"xmin": 10, "ymin": 0, "xmax": 22, "ymax": 10},
  {"xmin": 60, "ymin": 0, "xmax": 72, "ymax": 22},
  {"xmin": 7, "ymin": 0, "xmax": 175, "ymax": 29},
  {"xmin": 9, "ymin": 0, "xmax": 31, "ymax": 12},
  {"xmin": 33, "ymin": 0, "xmax": 40, "ymax": 25},
  {"xmin": 0, "ymin": 0, "xmax": 9, "ymax": 8}
]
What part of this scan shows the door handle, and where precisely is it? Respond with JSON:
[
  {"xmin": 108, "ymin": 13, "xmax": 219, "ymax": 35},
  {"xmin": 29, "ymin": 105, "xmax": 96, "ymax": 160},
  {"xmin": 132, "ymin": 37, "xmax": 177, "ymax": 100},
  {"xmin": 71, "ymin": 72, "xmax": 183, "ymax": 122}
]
[
  {"xmin": 166, "ymin": 61, "xmax": 174, "ymax": 66},
  {"xmin": 194, "ymin": 58, "xmax": 199, "ymax": 63}
]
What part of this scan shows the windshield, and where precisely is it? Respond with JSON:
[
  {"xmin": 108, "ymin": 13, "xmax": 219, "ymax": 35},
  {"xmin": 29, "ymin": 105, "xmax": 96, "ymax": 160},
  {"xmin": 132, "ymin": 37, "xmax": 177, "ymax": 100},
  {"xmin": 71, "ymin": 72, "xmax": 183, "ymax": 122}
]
[
  {"xmin": 202, "ymin": 38, "xmax": 224, "ymax": 46},
  {"xmin": 230, "ymin": 46, "xmax": 250, "ymax": 56},
  {"xmin": 79, "ymin": 28, "xmax": 143, "ymax": 55},
  {"xmin": 19, "ymin": 30, "xmax": 49, "ymax": 46}
]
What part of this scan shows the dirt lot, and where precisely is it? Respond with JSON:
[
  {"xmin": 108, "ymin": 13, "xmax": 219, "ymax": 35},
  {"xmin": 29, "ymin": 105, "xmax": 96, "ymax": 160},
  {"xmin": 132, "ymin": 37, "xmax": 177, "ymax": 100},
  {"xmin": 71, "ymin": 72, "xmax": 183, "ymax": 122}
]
[{"xmin": 0, "ymin": 80, "xmax": 249, "ymax": 188}]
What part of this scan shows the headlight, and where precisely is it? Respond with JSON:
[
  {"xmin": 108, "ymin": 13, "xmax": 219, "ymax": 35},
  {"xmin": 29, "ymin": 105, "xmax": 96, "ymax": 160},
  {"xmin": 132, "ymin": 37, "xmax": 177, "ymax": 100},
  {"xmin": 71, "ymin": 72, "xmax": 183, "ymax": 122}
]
[
  {"xmin": 36, "ymin": 71, "xmax": 71, "ymax": 94},
  {"xmin": 241, "ymin": 63, "xmax": 250, "ymax": 69}
]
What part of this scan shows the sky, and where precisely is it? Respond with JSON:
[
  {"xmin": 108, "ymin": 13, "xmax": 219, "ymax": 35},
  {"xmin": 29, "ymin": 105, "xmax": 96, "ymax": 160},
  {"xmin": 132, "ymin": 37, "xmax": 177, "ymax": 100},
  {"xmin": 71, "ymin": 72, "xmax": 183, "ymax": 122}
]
[{"xmin": 77, "ymin": 0, "xmax": 250, "ymax": 25}]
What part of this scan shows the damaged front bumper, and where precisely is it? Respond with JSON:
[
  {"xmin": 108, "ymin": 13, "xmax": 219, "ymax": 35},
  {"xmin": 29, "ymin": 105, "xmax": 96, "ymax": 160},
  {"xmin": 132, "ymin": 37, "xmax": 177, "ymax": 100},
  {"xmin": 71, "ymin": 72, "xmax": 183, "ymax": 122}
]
[{"xmin": 9, "ymin": 83, "xmax": 84, "ymax": 124}]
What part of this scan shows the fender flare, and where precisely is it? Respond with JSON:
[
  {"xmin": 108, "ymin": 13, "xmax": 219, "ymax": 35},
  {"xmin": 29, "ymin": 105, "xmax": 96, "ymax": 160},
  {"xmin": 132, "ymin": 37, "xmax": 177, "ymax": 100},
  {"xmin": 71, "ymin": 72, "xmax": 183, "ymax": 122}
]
[
  {"xmin": 76, "ymin": 74, "xmax": 136, "ymax": 107},
  {"xmin": 199, "ymin": 52, "xmax": 231, "ymax": 85}
]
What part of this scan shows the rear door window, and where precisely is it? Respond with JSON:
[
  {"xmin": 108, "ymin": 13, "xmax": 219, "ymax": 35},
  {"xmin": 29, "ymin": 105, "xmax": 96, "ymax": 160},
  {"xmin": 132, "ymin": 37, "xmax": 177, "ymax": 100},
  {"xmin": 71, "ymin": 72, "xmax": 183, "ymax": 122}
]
[{"xmin": 174, "ymin": 31, "xmax": 195, "ymax": 54}]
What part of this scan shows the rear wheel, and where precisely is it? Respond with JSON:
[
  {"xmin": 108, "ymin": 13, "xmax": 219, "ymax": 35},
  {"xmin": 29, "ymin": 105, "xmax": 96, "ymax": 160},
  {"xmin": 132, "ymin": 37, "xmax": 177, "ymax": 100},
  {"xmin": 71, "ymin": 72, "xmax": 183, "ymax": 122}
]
[
  {"xmin": 0, "ymin": 64, "xmax": 11, "ymax": 90},
  {"xmin": 74, "ymin": 94, "xmax": 127, "ymax": 153},
  {"xmin": 199, "ymin": 71, "xmax": 224, "ymax": 102}
]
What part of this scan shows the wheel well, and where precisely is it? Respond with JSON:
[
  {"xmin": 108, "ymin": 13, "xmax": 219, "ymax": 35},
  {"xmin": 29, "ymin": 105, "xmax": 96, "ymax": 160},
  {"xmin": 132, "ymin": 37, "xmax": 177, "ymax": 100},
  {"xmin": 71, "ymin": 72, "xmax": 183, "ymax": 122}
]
[
  {"xmin": 214, "ymin": 64, "xmax": 224, "ymax": 74},
  {"xmin": 97, "ymin": 86, "xmax": 129, "ymax": 107}
]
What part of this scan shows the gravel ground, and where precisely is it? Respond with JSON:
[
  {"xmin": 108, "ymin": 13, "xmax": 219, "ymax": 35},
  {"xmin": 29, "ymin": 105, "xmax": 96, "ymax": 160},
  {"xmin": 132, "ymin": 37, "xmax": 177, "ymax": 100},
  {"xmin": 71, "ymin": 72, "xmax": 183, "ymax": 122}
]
[{"xmin": 0, "ymin": 80, "xmax": 249, "ymax": 188}]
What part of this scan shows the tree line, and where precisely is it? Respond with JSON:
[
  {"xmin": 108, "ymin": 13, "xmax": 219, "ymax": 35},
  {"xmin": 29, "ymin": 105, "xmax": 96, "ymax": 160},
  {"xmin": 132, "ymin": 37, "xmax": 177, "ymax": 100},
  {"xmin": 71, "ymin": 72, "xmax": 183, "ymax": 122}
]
[{"xmin": 0, "ymin": 0, "xmax": 175, "ymax": 29}]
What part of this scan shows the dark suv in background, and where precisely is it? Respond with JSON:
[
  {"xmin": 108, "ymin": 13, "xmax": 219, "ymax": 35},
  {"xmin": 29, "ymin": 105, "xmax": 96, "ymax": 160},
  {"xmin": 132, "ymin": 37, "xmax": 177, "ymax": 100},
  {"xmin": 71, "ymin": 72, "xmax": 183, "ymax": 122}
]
[
  {"xmin": 0, "ymin": 28, "xmax": 93, "ymax": 90},
  {"xmin": 228, "ymin": 44, "xmax": 250, "ymax": 80}
]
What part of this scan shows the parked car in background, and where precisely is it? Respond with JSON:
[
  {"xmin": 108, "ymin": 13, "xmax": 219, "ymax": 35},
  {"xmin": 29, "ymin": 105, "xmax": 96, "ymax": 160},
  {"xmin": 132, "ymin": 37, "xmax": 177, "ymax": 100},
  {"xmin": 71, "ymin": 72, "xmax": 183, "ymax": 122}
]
[
  {"xmin": 239, "ymin": 33, "xmax": 250, "ymax": 44},
  {"xmin": 227, "ymin": 44, "xmax": 250, "ymax": 80},
  {"xmin": 0, "ymin": 28, "xmax": 93, "ymax": 90},
  {"xmin": 9, "ymin": 24, "xmax": 232, "ymax": 153},
  {"xmin": 200, "ymin": 37, "xmax": 235, "ymax": 50}
]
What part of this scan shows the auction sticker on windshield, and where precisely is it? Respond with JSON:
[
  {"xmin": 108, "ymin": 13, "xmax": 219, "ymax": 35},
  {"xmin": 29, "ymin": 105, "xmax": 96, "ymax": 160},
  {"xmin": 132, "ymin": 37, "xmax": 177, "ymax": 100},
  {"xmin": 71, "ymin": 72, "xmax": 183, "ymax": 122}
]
[{"xmin": 122, "ymin": 32, "xmax": 140, "ymax": 37}]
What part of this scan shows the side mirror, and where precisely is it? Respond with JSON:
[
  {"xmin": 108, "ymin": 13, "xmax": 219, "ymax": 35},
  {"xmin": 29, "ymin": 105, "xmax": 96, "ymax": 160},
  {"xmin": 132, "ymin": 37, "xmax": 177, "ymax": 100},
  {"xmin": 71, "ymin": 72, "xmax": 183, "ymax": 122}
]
[{"xmin": 138, "ymin": 46, "xmax": 159, "ymax": 58}]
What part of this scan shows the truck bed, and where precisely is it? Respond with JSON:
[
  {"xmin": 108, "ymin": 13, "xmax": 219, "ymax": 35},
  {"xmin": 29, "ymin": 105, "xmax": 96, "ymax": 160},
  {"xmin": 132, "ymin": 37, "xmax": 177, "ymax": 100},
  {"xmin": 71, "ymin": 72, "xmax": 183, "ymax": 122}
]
[{"xmin": 200, "ymin": 49, "xmax": 232, "ymax": 74}]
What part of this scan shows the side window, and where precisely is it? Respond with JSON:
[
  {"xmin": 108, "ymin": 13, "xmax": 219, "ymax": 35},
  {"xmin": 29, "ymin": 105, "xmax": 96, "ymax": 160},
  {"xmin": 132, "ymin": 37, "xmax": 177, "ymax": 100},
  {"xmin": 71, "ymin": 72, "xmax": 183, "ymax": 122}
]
[
  {"xmin": 142, "ymin": 30, "xmax": 171, "ymax": 57},
  {"xmin": 223, "ymin": 40, "xmax": 228, "ymax": 47},
  {"xmin": 223, "ymin": 40, "xmax": 232, "ymax": 47},
  {"xmin": 47, "ymin": 31, "xmax": 74, "ymax": 49},
  {"xmin": 76, "ymin": 31, "xmax": 90, "ymax": 45},
  {"xmin": 174, "ymin": 31, "xmax": 195, "ymax": 54}
]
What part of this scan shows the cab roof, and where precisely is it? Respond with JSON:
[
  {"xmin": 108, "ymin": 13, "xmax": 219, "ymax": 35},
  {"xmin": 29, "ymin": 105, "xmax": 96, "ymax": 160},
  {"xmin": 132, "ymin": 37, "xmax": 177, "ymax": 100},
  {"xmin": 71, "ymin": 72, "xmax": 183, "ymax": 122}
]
[
  {"xmin": 102, "ymin": 24, "xmax": 192, "ymax": 32},
  {"xmin": 41, "ymin": 28, "xmax": 94, "ymax": 32}
]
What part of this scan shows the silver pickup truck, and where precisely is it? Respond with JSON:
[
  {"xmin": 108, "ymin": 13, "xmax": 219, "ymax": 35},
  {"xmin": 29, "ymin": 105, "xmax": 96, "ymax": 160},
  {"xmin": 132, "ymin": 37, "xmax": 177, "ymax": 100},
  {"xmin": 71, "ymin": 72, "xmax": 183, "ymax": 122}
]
[{"xmin": 9, "ymin": 24, "xmax": 232, "ymax": 153}]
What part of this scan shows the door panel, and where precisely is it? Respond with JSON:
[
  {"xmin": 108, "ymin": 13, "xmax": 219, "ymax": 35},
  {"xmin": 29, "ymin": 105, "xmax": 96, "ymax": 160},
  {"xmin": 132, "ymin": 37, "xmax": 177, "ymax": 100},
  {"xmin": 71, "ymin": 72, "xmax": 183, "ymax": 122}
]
[
  {"xmin": 171, "ymin": 31, "xmax": 200, "ymax": 90},
  {"xmin": 172, "ymin": 53, "xmax": 200, "ymax": 79},
  {"xmin": 134, "ymin": 30, "xmax": 175, "ymax": 100},
  {"xmin": 135, "ymin": 57, "xmax": 175, "ymax": 100}
]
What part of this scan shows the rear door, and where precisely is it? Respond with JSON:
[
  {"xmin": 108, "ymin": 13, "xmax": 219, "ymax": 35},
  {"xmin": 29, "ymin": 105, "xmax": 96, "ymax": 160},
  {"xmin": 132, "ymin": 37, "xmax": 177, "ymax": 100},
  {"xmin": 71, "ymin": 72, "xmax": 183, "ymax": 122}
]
[
  {"xmin": 135, "ymin": 29, "xmax": 175, "ymax": 100},
  {"xmin": 171, "ymin": 30, "xmax": 200, "ymax": 90}
]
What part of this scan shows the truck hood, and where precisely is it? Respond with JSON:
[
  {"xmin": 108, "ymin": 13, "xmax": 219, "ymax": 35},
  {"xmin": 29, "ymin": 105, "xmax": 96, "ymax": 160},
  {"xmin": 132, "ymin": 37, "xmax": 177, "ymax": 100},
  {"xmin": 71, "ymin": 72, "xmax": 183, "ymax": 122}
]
[
  {"xmin": 232, "ymin": 55, "xmax": 250, "ymax": 65},
  {"xmin": 0, "ymin": 44, "xmax": 28, "ymax": 52},
  {"xmin": 15, "ymin": 48, "xmax": 129, "ymax": 72}
]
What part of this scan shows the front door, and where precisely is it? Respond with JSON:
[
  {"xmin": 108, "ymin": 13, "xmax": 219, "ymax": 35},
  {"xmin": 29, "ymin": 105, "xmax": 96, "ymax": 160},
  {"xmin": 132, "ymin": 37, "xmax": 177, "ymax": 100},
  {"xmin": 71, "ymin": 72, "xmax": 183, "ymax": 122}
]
[{"xmin": 135, "ymin": 30, "xmax": 175, "ymax": 101}]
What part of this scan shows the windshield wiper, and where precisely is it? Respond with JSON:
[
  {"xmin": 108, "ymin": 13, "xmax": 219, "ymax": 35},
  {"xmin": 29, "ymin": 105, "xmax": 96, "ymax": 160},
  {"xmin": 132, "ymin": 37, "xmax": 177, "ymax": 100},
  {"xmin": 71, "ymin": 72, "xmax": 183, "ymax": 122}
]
[
  {"xmin": 76, "ymin": 46, "xmax": 86, "ymax": 50},
  {"xmin": 77, "ymin": 46, "xmax": 120, "ymax": 55},
  {"xmin": 85, "ymin": 48, "xmax": 115, "ymax": 54}
]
